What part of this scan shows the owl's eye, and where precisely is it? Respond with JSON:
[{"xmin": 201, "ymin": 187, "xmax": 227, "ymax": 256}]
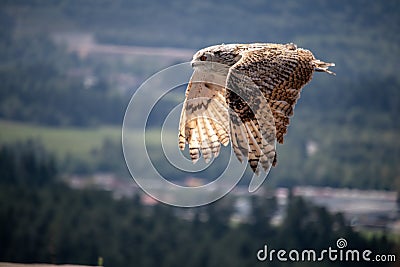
[{"xmin": 199, "ymin": 55, "xmax": 207, "ymax": 61}]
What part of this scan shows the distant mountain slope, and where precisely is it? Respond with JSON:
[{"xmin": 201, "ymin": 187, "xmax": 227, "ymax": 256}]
[{"xmin": 3, "ymin": 0, "xmax": 399, "ymax": 78}]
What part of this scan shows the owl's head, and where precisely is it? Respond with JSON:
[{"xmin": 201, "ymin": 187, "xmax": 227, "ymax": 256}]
[{"xmin": 191, "ymin": 44, "xmax": 242, "ymax": 72}]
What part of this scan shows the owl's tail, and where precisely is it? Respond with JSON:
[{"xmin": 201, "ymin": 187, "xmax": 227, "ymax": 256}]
[{"xmin": 313, "ymin": 59, "xmax": 335, "ymax": 75}]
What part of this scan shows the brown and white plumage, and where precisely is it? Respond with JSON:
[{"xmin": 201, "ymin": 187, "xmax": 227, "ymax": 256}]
[{"xmin": 179, "ymin": 43, "xmax": 334, "ymax": 175}]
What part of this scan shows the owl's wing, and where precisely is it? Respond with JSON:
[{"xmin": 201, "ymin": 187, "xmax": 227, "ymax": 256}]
[
  {"xmin": 247, "ymin": 46, "xmax": 334, "ymax": 144},
  {"xmin": 178, "ymin": 69, "xmax": 230, "ymax": 163},
  {"xmin": 226, "ymin": 45, "xmax": 334, "ymax": 174},
  {"xmin": 226, "ymin": 66, "xmax": 277, "ymax": 177}
]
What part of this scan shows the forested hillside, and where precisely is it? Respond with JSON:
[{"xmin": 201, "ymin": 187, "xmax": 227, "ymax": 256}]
[
  {"xmin": 1, "ymin": 0, "xmax": 398, "ymax": 124},
  {"xmin": 0, "ymin": 144, "xmax": 398, "ymax": 267}
]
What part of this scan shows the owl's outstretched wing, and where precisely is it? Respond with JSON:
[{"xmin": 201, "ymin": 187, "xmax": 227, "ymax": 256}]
[
  {"xmin": 226, "ymin": 44, "xmax": 334, "ymax": 174},
  {"xmin": 226, "ymin": 66, "xmax": 277, "ymax": 177},
  {"xmin": 178, "ymin": 69, "xmax": 230, "ymax": 163}
]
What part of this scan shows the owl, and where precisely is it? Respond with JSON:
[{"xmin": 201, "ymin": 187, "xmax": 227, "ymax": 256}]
[{"xmin": 178, "ymin": 43, "xmax": 334, "ymax": 175}]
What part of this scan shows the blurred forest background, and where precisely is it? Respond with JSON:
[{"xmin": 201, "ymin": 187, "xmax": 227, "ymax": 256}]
[{"xmin": 0, "ymin": 0, "xmax": 399, "ymax": 267}]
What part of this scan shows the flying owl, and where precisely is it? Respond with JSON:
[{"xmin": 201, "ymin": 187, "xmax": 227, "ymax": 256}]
[{"xmin": 178, "ymin": 43, "xmax": 334, "ymax": 175}]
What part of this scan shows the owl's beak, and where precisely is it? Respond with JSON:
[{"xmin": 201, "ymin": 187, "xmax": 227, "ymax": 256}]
[{"xmin": 191, "ymin": 60, "xmax": 207, "ymax": 69}]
